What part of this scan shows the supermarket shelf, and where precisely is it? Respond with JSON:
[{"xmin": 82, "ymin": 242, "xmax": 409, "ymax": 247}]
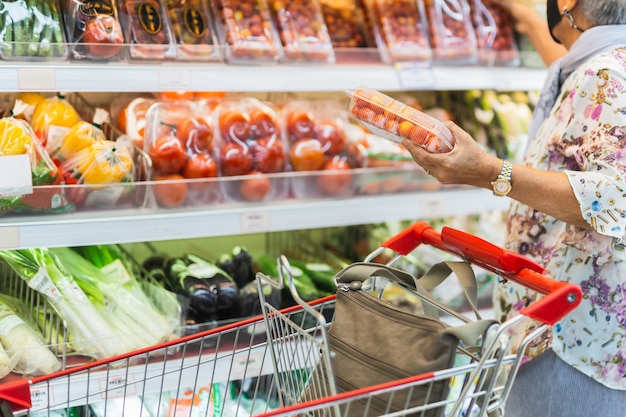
[
  {"xmin": 0, "ymin": 61, "xmax": 547, "ymax": 93},
  {"xmin": 0, "ymin": 188, "xmax": 509, "ymax": 249}
]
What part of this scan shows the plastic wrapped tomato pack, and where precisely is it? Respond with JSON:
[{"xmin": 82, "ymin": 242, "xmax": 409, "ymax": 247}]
[
  {"xmin": 269, "ymin": 0, "xmax": 335, "ymax": 63},
  {"xmin": 318, "ymin": 0, "xmax": 371, "ymax": 48},
  {"xmin": 213, "ymin": 0, "xmax": 283, "ymax": 64},
  {"xmin": 165, "ymin": 0, "xmax": 222, "ymax": 61},
  {"xmin": 424, "ymin": 0, "xmax": 477, "ymax": 64},
  {"xmin": 214, "ymin": 98, "xmax": 289, "ymax": 203},
  {"xmin": 364, "ymin": 0, "xmax": 432, "ymax": 64},
  {"xmin": 468, "ymin": 0, "xmax": 519, "ymax": 66},
  {"xmin": 347, "ymin": 87, "xmax": 454, "ymax": 153},
  {"xmin": 63, "ymin": 0, "xmax": 125, "ymax": 61},
  {"xmin": 282, "ymin": 100, "xmax": 364, "ymax": 199},
  {"xmin": 120, "ymin": 0, "xmax": 176, "ymax": 61},
  {"xmin": 143, "ymin": 100, "xmax": 221, "ymax": 208},
  {"xmin": 0, "ymin": 0, "xmax": 68, "ymax": 60}
]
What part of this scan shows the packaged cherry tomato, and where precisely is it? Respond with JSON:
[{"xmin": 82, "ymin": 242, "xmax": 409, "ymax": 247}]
[
  {"xmin": 164, "ymin": 0, "xmax": 222, "ymax": 61},
  {"xmin": 282, "ymin": 100, "xmax": 364, "ymax": 200},
  {"xmin": 119, "ymin": 0, "xmax": 176, "ymax": 61},
  {"xmin": 143, "ymin": 100, "xmax": 221, "ymax": 208},
  {"xmin": 318, "ymin": 0, "xmax": 372, "ymax": 49},
  {"xmin": 424, "ymin": 0, "xmax": 477, "ymax": 64},
  {"xmin": 268, "ymin": 0, "xmax": 335, "ymax": 64},
  {"xmin": 212, "ymin": 0, "xmax": 283, "ymax": 64},
  {"xmin": 468, "ymin": 0, "xmax": 519, "ymax": 66},
  {"xmin": 347, "ymin": 86, "xmax": 454, "ymax": 153},
  {"xmin": 363, "ymin": 0, "xmax": 432, "ymax": 64},
  {"xmin": 64, "ymin": 0, "xmax": 126, "ymax": 60},
  {"xmin": 213, "ymin": 98, "xmax": 289, "ymax": 203}
]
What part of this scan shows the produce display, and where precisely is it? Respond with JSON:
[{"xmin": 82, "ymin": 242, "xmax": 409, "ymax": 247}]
[
  {"xmin": 63, "ymin": 0, "xmax": 125, "ymax": 60},
  {"xmin": 165, "ymin": 0, "xmax": 222, "ymax": 61},
  {"xmin": 269, "ymin": 0, "xmax": 335, "ymax": 63},
  {"xmin": 0, "ymin": 0, "xmax": 67, "ymax": 60},
  {"xmin": 318, "ymin": 0, "xmax": 371, "ymax": 48},
  {"xmin": 468, "ymin": 0, "xmax": 519, "ymax": 66},
  {"xmin": 120, "ymin": 0, "xmax": 175, "ymax": 60},
  {"xmin": 348, "ymin": 87, "xmax": 455, "ymax": 153},
  {"xmin": 364, "ymin": 0, "xmax": 432, "ymax": 63},
  {"xmin": 424, "ymin": 0, "xmax": 477, "ymax": 63}
]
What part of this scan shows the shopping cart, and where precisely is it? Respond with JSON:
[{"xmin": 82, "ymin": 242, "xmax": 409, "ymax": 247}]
[{"xmin": 254, "ymin": 221, "xmax": 582, "ymax": 417}]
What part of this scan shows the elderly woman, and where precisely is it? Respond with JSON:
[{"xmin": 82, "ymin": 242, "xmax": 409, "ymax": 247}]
[{"xmin": 402, "ymin": 0, "xmax": 626, "ymax": 416}]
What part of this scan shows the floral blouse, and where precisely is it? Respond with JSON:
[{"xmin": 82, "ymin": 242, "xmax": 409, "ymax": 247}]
[{"xmin": 495, "ymin": 48, "xmax": 626, "ymax": 390}]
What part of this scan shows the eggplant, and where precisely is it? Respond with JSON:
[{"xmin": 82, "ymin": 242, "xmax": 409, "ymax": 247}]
[
  {"xmin": 230, "ymin": 246, "xmax": 255, "ymax": 289},
  {"xmin": 238, "ymin": 279, "xmax": 281, "ymax": 317}
]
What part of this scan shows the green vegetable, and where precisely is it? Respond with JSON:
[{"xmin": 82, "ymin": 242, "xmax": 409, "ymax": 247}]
[
  {"xmin": 256, "ymin": 255, "xmax": 319, "ymax": 302},
  {"xmin": 289, "ymin": 260, "xmax": 337, "ymax": 294}
]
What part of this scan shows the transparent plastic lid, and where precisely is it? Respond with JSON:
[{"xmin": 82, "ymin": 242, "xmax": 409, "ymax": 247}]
[{"xmin": 346, "ymin": 87, "xmax": 454, "ymax": 153}]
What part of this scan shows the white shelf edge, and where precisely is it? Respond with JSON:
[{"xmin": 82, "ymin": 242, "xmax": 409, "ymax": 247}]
[
  {"xmin": 0, "ymin": 188, "xmax": 509, "ymax": 249},
  {"xmin": 0, "ymin": 62, "xmax": 547, "ymax": 93}
]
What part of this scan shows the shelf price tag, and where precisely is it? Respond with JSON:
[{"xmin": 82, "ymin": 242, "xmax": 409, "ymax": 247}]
[
  {"xmin": 159, "ymin": 69, "xmax": 192, "ymax": 90},
  {"xmin": 395, "ymin": 61, "xmax": 435, "ymax": 90},
  {"xmin": 240, "ymin": 211, "xmax": 270, "ymax": 233},
  {"xmin": 0, "ymin": 154, "xmax": 32, "ymax": 197},
  {"xmin": 0, "ymin": 227, "xmax": 19, "ymax": 249},
  {"xmin": 419, "ymin": 195, "xmax": 447, "ymax": 217},
  {"xmin": 18, "ymin": 67, "xmax": 56, "ymax": 91},
  {"xmin": 29, "ymin": 387, "xmax": 50, "ymax": 411},
  {"xmin": 99, "ymin": 374, "xmax": 136, "ymax": 399}
]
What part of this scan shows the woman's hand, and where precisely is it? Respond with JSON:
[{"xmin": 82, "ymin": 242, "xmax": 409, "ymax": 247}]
[{"xmin": 401, "ymin": 121, "xmax": 501, "ymax": 190}]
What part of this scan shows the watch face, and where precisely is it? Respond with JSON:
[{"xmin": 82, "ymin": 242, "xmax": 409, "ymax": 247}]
[{"xmin": 494, "ymin": 179, "xmax": 511, "ymax": 195}]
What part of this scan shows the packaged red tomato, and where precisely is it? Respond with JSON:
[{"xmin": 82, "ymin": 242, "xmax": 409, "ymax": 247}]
[
  {"xmin": 347, "ymin": 86, "xmax": 454, "ymax": 153},
  {"xmin": 164, "ymin": 0, "xmax": 222, "ymax": 61},
  {"xmin": 119, "ymin": 0, "xmax": 176, "ymax": 60},
  {"xmin": 268, "ymin": 0, "xmax": 335, "ymax": 63},
  {"xmin": 282, "ymin": 100, "xmax": 364, "ymax": 199},
  {"xmin": 213, "ymin": 98, "xmax": 289, "ymax": 203},
  {"xmin": 468, "ymin": 0, "xmax": 519, "ymax": 66},
  {"xmin": 318, "ymin": 0, "xmax": 372, "ymax": 48},
  {"xmin": 212, "ymin": 0, "xmax": 283, "ymax": 63},
  {"xmin": 143, "ymin": 100, "xmax": 221, "ymax": 208},
  {"xmin": 424, "ymin": 0, "xmax": 477, "ymax": 64},
  {"xmin": 363, "ymin": 0, "xmax": 432, "ymax": 64}
]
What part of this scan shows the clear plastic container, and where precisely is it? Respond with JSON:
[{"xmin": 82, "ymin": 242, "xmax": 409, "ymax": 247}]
[
  {"xmin": 282, "ymin": 100, "xmax": 365, "ymax": 199},
  {"xmin": 424, "ymin": 0, "xmax": 477, "ymax": 64},
  {"xmin": 468, "ymin": 0, "xmax": 519, "ymax": 66},
  {"xmin": 318, "ymin": 0, "xmax": 372, "ymax": 48},
  {"xmin": 164, "ymin": 0, "xmax": 223, "ymax": 62},
  {"xmin": 119, "ymin": 0, "xmax": 176, "ymax": 61},
  {"xmin": 347, "ymin": 86, "xmax": 455, "ymax": 153},
  {"xmin": 364, "ymin": 0, "xmax": 432, "ymax": 64},
  {"xmin": 212, "ymin": 0, "xmax": 283, "ymax": 64},
  {"xmin": 1, "ymin": 0, "xmax": 69, "ymax": 61},
  {"xmin": 213, "ymin": 98, "xmax": 289, "ymax": 203},
  {"xmin": 143, "ymin": 100, "xmax": 222, "ymax": 208},
  {"xmin": 269, "ymin": 0, "xmax": 335, "ymax": 63}
]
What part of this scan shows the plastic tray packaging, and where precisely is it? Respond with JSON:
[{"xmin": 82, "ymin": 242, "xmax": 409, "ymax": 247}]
[
  {"xmin": 269, "ymin": 0, "xmax": 335, "ymax": 63},
  {"xmin": 0, "ymin": 0, "xmax": 68, "ymax": 61},
  {"xmin": 347, "ymin": 87, "xmax": 454, "ymax": 153},
  {"xmin": 63, "ymin": 0, "xmax": 125, "ymax": 61},
  {"xmin": 318, "ymin": 0, "xmax": 371, "ymax": 48},
  {"xmin": 212, "ymin": 0, "xmax": 283, "ymax": 64},
  {"xmin": 143, "ymin": 100, "xmax": 222, "ymax": 208},
  {"xmin": 363, "ymin": 0, "xmax": 432, "ymax": 64},
  {"xmin": 164, "ymin": 0, "xmax": 223, "ymax": 62},
  {"xmin": 119, "ymin": 0, "xmax": 176, "ymax": 61},
  {"xmin": 468, "ymin": 0, "xmax": 519, "ymax": 66},
  {"xmin": 282, "ymin": 100, "xmax": 365, "ymax": 199},
  {"xmin": 424, "ymin": 0, "xmax": 477, "ymax": 64},
  {"xmin": 213, "ymin": 98, "xmax": 289, "ymax": 203}
]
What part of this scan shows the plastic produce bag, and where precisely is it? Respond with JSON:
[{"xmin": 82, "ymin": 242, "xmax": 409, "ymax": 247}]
[
  {"xmin": 30, "ymin": 94, "xmax": 81, "ymax": 148},
  {"xmin": 61, "ymin": 138, "xmax": 133, "ymax": 187}
]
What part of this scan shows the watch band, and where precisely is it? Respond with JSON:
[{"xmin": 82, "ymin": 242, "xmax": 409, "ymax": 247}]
[{"xmin": 491, "ymin": 160, "xmax": 513, "ymax": 197}]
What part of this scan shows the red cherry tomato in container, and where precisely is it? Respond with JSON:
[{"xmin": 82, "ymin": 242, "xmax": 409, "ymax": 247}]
[
  {"xmin": 83, "ymin": 15, "xmax": 125, "ymax": 58},
  {"xmin": 148, "ymin": 135, "xmax": 188, "ymax": 175},
  {"xmin": 289, "ymin": 138, "xmax": 325, "ymax": 171},
  {"xmin": 240, "ymin": 171, "xmax": 272, "ymax": 202},
  {"xmin": 317, "ymin": 157, "xmax": 353, "ymax": 196},
  {"xmin": 177, "ymin": 115, "xmax": 214, "ymax": 154},
  {"xmin": 253, "ymin": 137, "xmax": 285, "ymax": 173},
  {"xmin": 220, "ymin": 143, "xmax": 253, "ymax": 176}
]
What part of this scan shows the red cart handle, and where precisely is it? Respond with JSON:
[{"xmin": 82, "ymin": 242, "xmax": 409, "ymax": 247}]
[{"xmin": 381, "ymin": 221, "xmax": 582, "ymax": 326}]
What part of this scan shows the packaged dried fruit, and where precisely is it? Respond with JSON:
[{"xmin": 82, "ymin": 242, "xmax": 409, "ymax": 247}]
[
  {"xmin": 282, "ymin": 100, "xmax": 365, "ymax": 199},
  {"xmin": 318, "ymin": 0, "xmax": 371, "ymax": 48},
  {"xmin": 364, "ymin": 0, "xmax": 432, "ymax": 63},
  {"xmin": 468, "ymin": 0, "xmax": 519, "ymax": 66},
  {"xmin": 120, "ymin": 0, "xmax": 175, "ymax": 60},
  {"xmin": 269, "ymin": 0, "xmax": 335, "ymax": 63},
  {"xmin": 213, "ymin": 98, "xmax": 289, "ymax": 203},
  {"xmin": 64, "ymin": 0, "xmax": 124, "ymax": 60},
  {"xmin": 347, "ymin": 86, "xmax": 454, "ymax": 153},
  {"xmin": 164, "ymin": 0, "xmax": 222, "ymax": 61},
  {"xmin": 424, "ymin": 0, "xmax": 477, "ymax": 64},
  {"xmin": 212, "ymin": 0, "xmax": 283, "ymax": 63}
]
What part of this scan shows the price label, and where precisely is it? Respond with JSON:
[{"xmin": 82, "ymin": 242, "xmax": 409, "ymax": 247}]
[
  {"xmin": 99, "ymin": 374, "xmax": 135, "ymax": 399},
  {"xmin": 0, "ymin": 227, "xmax": 19, "ymax": 249},
  {"xmin": 240, "ymin": 211, "xmax": 270, "ymax": 233},
  {"xmin": 30, "ymin": 387, "xmax": 50, "ymax": 411},
  {"xmin": 395, "ymin": 62, "xmax": 435, "ymax": 90},
  {"xmin": 18, "ymin": 67, "xmax": 56, "ymax": 91},
  {"xmin": 0, "ymin": 154, "xmax": 32, "ymax": 197},
  {"xmin": 230, "ymin": 351, "xmax": 264, "ymax": 380},
  {"xmin": 419, "ymin": 195, "xmax": 446, "ymax": 217},
  {"xmin": 159, "ymin": 69, "xmax": 192, "ymax": 90}
]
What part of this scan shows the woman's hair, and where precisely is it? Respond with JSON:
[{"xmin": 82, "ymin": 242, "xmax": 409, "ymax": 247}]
[{"xmin": 582, "ymin": 0, "xmax": 626, "ymax": 26}]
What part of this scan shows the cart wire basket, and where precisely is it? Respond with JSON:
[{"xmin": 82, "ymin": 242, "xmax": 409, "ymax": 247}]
[{"xmin": 254, "ymin": 221, "xmax": 582, "ymax": 417}]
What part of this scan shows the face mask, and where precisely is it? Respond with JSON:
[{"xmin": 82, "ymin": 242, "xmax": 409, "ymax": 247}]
[{"xmin": 546, "ymin": 0, "xmax": 563, "ymax": 44}]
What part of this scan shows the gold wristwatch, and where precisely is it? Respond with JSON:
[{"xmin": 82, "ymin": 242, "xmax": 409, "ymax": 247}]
[{"xmin": 491, "ymin": 160, "xmax": 513, "ymax": 197}]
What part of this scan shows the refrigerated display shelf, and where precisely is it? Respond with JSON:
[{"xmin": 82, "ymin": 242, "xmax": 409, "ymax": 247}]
[
  {"xmin": 0, "ymin": 62, "xmax": 546, "ymax": 93},
  {"xmin": 0, "ymin": 188, "xmax": 509, "ymax": 250}
]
